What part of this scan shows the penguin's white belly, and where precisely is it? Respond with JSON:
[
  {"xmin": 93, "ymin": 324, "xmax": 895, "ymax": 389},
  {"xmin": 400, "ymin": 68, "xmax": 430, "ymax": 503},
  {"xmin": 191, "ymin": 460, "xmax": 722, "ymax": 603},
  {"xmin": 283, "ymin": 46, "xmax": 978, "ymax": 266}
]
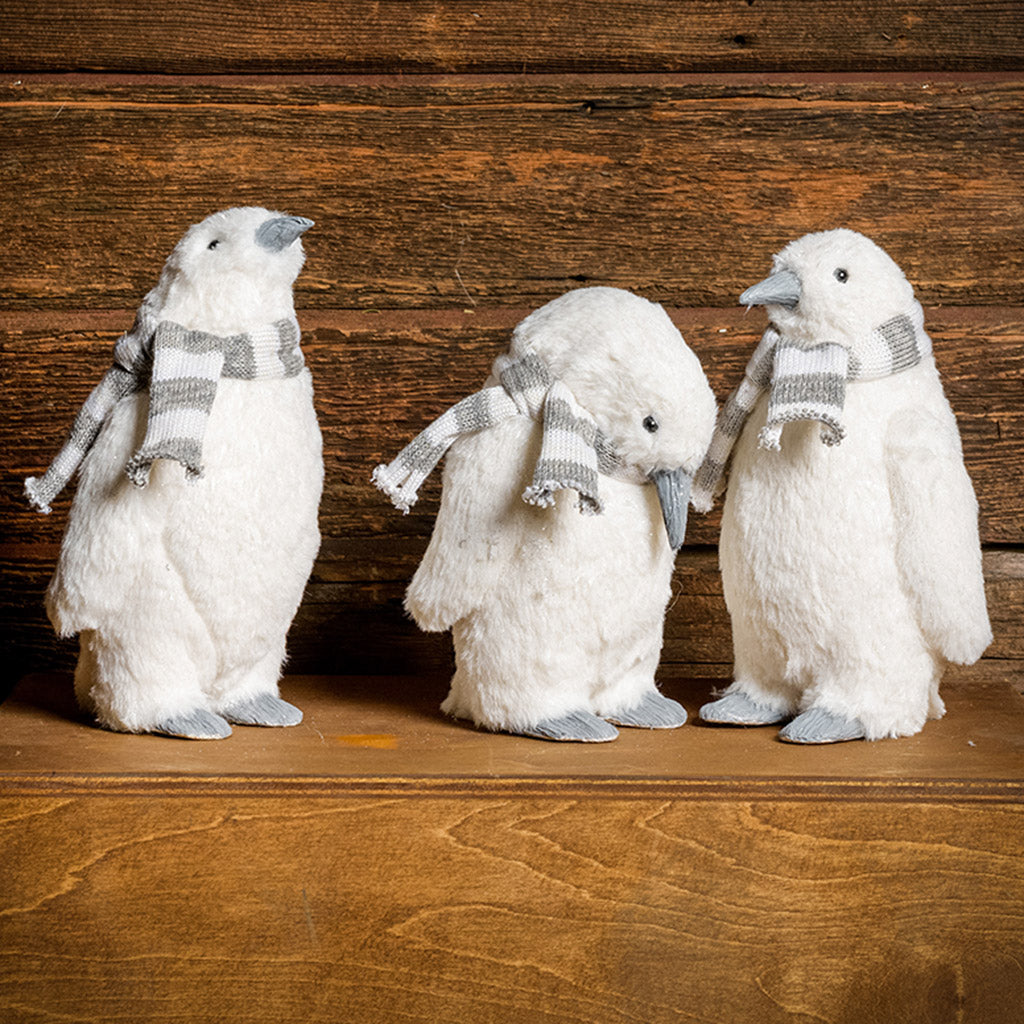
[
  {"xmin": 720, "ymin": 379, "xmax": 916, "ymax": 673},
  {"xmin": 49, "ymin": 370, "xmax": 323, "ymax": 653},
  {"xmin": 491, "ymin": 474, "xmax": 674, "ymax": 677},
  {"xmin": 440, "ymin": 425, "xmax": 674, "ymax": 727}
]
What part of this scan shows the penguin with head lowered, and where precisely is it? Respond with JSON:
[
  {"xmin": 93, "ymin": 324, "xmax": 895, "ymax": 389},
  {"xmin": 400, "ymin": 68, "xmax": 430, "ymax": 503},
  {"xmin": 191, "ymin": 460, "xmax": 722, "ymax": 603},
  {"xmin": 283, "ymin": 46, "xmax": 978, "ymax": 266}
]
[
  {"xmin": 692, "ymin": 228, "xmax": 991, "ymax": 743},
  {"xmin": 26, "ymin": 207, "xmax": 324, "ymax": 739},
  {"xmin": 375, "ymin": 286, "xmax": 717, "ymax": 741}
]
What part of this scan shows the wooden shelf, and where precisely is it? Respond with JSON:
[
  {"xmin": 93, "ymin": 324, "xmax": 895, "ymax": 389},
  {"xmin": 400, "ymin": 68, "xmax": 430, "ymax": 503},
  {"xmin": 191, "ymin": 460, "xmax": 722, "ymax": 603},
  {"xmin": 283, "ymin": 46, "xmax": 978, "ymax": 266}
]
[
  {"xmin": 2, "ymin": 671, "xmax": 1024, "ymax": 797},
  {"xmin": 2, "ymin": 670, "xmax": 1022, "ymax": 1023}
]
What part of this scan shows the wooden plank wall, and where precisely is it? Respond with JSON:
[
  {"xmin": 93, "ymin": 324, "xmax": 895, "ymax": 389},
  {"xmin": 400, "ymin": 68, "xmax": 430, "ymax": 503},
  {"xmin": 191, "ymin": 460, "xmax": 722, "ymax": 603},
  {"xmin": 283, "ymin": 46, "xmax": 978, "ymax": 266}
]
[{"xmin": 2, "ymin": 2, "xmax": 1022, "ymax": 699}]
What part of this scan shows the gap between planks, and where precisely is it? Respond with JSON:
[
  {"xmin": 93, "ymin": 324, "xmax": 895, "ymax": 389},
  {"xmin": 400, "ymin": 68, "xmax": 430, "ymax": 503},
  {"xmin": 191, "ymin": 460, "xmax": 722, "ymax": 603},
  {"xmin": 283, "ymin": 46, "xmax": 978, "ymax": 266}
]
[
  {"xmin": 3, "ymin": 305, "xmax": 1023, "ymax": 333},
  {"xmin": 5, "ymin": 71, "xmax": 1024, "ymax": 89}
]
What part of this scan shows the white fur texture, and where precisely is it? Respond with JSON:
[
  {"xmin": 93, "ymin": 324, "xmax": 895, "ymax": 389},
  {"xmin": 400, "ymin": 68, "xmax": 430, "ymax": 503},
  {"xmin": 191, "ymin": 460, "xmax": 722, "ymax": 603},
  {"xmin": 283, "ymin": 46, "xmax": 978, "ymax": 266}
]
[
  {"xmin": 46, "ymin": 207, "xmax": 323, "ymax": 732},
  {"xmin": 405, "ymin": 287, "xmax": 717, "ymax": 732},
  {"xmin": 720, "ymin": 230, "xmax": 991, "ymax": 740}
]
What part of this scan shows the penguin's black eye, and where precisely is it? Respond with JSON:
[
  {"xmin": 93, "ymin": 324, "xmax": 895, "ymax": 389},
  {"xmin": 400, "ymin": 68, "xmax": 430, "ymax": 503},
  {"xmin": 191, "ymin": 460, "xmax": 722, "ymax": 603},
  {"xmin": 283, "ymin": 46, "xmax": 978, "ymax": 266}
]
[
  {"xmin": 207, "ymin": 239, "xmax": 220, "ymax": 250},
  {"xmin": 834, "ymin": 267, "xmax": 848, "ymax": 283},
  {"xmin": 642, "ymin": 415, "xmax": 659, "ymax": 434}
]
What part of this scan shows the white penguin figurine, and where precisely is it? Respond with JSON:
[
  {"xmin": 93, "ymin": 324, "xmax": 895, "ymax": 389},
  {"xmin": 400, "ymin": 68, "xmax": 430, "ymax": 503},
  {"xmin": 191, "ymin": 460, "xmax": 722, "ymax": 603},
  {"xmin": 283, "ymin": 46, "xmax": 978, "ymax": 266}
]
[
  {"xmin": 374, "ymin": 287, "xmax": 717, "ymax": 741},
  {"xmin": 25, "ymin": 207, "xmax": 324, "ymax": 739},
  {"xmin": 692, "ymin": 228, "xmax": 991, "ymax": 743}
]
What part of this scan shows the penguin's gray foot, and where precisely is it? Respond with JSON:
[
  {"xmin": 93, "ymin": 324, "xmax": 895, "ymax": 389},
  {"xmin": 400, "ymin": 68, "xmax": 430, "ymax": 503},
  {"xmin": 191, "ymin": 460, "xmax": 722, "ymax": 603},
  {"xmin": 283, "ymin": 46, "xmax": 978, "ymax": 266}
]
[
  {"xmin": 778, "ymin": 707, "xmax": 866, "ymax": 744},
  {"xmin": 518, "ymin": 711, "xmax": 619, "ymax": 743},
  {"xmin": 221, "ymin": 693, "xmax": 303, "ymax": 728},
  {"xmin": 604, "ymin": 691, "xmax": 687, "ymax": 729},
  {"xmin": 151, "ymin": 709, "xmax": 232, "ymax": 740},
  {"xmin": 700, "ymin": 691, "xmax": 789, "ymax": 726}
]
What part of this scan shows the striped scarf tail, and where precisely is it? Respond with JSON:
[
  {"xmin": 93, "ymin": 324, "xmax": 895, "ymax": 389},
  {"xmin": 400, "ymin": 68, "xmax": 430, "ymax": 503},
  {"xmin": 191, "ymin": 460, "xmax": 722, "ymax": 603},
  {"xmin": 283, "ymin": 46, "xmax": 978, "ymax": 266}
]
[
  {"xmin": 690, "ymin": 328, "xmax": 777, "ymax": 513},
  {"xmin": 759, "ymin": 342, "xmax": 849, "ymax": 451},
  {"xmin": 25, "ymin": 314, "xmax": 305, "ymax": 512},
  {"xmin": 125, "ymin": 322, "xmax": 227, "ymax": 487},
  {"xmin": 371, "ymin": 385, "xmax": 517, "ymax": 513},
  {"xmin": 373, "ymin": 352, "xmax": 607, "ymax": 516},
  {"xmin": 690, "ymin": 308, "xmax": 930, "ymax": 514},
  {"xmin": 24, "ymin": 366, "xmax": 137, "ymax": 514},
  {"xmin": 523, "ymin": 381, "xmax": 602, "ymax": 514}
]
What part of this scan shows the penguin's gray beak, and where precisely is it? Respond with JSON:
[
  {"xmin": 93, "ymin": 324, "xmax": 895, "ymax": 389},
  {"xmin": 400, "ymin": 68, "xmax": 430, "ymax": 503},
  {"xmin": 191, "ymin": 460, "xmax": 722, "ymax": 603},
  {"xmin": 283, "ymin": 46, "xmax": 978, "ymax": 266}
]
[
  {"xmin": 650, "ymin": 467, "xmax": 693, "ymax": 552},
  {"xmin": 256, "ymin": 215, "xmax": 315, "ymax": 253},
  {"xmin": 740, "ymin": 268, "xmax": 801, "ymax": 310}
]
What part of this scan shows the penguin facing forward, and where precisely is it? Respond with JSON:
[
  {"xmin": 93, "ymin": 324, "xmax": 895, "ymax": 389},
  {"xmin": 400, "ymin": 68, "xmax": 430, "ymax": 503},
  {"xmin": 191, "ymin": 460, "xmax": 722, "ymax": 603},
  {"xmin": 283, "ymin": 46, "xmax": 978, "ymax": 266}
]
[
  {"xmin": 692, "ymin": 228, "xmax": 991, "ymax": 743},
  {"xmin": 375, "ymin": 286, "xmax": 717, "ymax": 741},
  {"xmin": 26, "ymin": 207, "xmax": 324, "ymax": 739}
]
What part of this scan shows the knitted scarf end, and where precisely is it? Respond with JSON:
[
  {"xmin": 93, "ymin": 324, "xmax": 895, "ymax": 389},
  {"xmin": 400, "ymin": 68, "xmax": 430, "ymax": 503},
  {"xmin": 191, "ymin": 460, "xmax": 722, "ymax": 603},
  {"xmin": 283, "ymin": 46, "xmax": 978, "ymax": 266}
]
[
  {"xmin": 522, "ymin": 483, "xmax": 556, "ymax": 509},
  {"xmin": 757, "ymin": 425, "xmax": 783, "ymax": 451},
  {"xmin": 758, "ymin": 417, "xmax": 845, "ymax": 451},
  {"xmin": 23, "ymin": 477, "xmax": 52, "ymax": 515},
  {"xmin": 523, "ymin": 482, "xmax": 601, "ymax": 516},
  {"xmin": 125, "ymin": 452, "xmax": 204, "ymax": 489},
  {"xmin": 371, "ymin": 463, "xmax": 415, "ymax": 514},
  {"xmin": 689, "ymin": 490, "xmax": 715, "ymax": 515}
]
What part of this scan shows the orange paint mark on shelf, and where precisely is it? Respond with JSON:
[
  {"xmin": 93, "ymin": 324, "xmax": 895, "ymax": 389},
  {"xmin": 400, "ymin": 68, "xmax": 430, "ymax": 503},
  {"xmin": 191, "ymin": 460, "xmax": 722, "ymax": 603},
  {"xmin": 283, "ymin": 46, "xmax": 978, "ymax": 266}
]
[{"xmin": 333, "ymin": 733, "xmax": 399, "ymax": 749}]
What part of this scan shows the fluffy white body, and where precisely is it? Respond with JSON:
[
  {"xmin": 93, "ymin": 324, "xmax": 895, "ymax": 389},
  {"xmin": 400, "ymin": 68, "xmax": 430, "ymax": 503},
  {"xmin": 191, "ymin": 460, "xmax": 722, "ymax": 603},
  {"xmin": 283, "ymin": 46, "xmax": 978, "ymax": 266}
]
[
  {"xmin": 50, "ymin": 376, "xmax": 322, "ymax": 732},
  {"xmin": 405, "ymin": 287, "xmax": 717, "ymax": 738},
  {"xmin": 43, "ymin": 207, "xmax": 323, "ymax": 736},
  {"xmin": 713, "ymin": 230, "xmax": 990, "ymax": 741}
]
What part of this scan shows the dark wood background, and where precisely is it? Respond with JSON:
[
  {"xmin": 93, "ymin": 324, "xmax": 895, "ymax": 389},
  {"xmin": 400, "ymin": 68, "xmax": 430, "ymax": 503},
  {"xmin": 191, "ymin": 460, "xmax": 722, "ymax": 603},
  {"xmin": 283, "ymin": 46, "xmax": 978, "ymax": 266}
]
[{"xmin": 2, "ymin": 2, "xmax": 1022, "ymax": 697}]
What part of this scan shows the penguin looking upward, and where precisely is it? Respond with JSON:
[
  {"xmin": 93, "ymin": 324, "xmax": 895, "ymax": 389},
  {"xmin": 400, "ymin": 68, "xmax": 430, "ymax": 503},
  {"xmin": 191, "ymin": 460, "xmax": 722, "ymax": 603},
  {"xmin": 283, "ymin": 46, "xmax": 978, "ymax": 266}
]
[
  {"xmin": 694, "ymin": 229, "xmax": 991, "ymax": 743},
  {"xmin": 376, "ymin": 287, "xmax": 717, "ymax": 741},
  {"xmin": 27, "ymin": 207, "xmax": 324, "ymax": 739}
]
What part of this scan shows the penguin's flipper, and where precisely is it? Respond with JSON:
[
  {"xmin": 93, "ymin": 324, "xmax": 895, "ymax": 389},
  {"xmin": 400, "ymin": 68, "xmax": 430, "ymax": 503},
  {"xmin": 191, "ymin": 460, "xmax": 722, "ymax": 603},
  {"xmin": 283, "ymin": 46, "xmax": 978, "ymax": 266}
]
[
  {"xmin": 518, "ymin": 711, "xmax": 619, "ymax": 743},
  {"xmin": 151, "ymin": 709, "xmax": 233, "ymax": 740},
  {"xmin": 886, "ymin": 405, "xmax": 992, "ymax": 665},
  {"xmin": 605, "ymin": 690, "xmax": 687, "ymax": 729},
  {"xmin": 406, "ymin": 418, "xmax": 532, "ymax": 631},
  {"xmin": 700, "ymin": 690, "xmax": 789, "ymax": 726},
  {"xmin": 778, "ymin": 707, "xmax": 865, "ymax": 744},
  {"xmin": 222, "ymin": 693, "xmax": 303, "ymax": 727}
]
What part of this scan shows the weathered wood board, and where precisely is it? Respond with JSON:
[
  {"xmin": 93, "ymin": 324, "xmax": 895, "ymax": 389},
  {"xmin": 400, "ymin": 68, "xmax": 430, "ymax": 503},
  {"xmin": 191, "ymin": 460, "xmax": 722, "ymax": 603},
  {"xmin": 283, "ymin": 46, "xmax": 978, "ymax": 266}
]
[
  {"xmin": 2, "ymin": 1, "xmax": 1022, "ymax": 73},
  {"xmin": 1, "ymin": 78, "xmax": 1022, "ymax": 310}
]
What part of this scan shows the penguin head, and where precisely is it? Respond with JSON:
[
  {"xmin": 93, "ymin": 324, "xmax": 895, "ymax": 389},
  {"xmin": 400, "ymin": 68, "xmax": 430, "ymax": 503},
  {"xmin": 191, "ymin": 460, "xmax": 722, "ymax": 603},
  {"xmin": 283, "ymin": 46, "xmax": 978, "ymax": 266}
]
[
  {"xmin": 152, "ymin": 207, "xmax": 313, "ymax": 333},
  {"xmin": 740, "ymin": 229, "xmax": 916, "ymax": 356},
  {"xmin": 509, "ymin": 287, "xmax": 717, "ymax": 548}
]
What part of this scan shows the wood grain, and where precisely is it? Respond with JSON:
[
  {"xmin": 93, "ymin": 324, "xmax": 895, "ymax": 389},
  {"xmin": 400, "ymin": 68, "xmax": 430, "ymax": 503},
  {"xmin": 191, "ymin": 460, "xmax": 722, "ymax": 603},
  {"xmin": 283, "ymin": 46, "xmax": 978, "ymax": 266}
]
[
  {"xmin": 1, "ymin": 793, "xmax": 1020, "ymax": 1023},
  {"xmin": 2, "ymin": 1, "xmax": 1022, "ymax": 73},
  {"xmin": 2, "ymin": 5, "xmax": 1021, "ymax": 1019},
  {"xmin": 4, "ymin": 672, "xmax": 1024, "ymax": 790},
  {"xmin": 1, "ymin": 674, "xmax": 1022, "ymax": 1024},
  {"xmin": 2, "ymin": 77, "xmax": 1022, "ymax": 310}
]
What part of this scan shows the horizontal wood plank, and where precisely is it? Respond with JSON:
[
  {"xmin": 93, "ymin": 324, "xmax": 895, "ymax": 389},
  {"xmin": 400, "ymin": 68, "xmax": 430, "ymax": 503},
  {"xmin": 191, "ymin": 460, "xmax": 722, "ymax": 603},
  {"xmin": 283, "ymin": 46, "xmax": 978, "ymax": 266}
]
[
  {"xmin": 2, "ymin": 791, "xmax": 1021, "ymax": 1023},
  {"xmin": 1, "ymin": 77, "xmax": 1022, "ymax": 309},
  {"xmin": 4, "ymin": 547, "xmax": 1021, "ymax": 684},
  {"xmin": 3, "ymin": 6, "xmax": 1021, "ymax": 1018},
  {"xmin": 4, "ymin": 672, "xmax": 1024, "ymax": 797},
  {"xmin": 2, "ymin": 1, "xmax": 1022, "ymax": 74}
]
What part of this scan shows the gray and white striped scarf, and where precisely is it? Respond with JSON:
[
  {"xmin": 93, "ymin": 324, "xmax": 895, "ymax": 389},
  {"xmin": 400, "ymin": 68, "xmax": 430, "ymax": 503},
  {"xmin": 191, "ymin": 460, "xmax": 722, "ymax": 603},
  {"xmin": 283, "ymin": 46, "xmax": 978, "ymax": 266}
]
[
  {"xmin": 373, "ymin": 352, "xmax": 616, "ymax": 515},
  {"xmin": 25, "ymin": 308, "xmax": 304, "ymax": 514},
  {"xmin": 691, "ymin": 307, "xmax": 931, "ymax": 512}
]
